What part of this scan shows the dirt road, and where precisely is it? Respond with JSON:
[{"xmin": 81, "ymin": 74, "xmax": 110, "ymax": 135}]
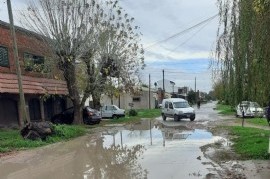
[{"xmin": 1, "ymin": 102, "xmax": 270, "ymax": 179}]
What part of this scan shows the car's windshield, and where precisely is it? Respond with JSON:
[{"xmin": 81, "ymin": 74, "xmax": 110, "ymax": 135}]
[
  {"xmin": 113, "ymin": 105, "xmax": 119, "ymax": 110},
  {"xmin": 173, "ymin": 101, "xmax": 189, "ymax": 108}
]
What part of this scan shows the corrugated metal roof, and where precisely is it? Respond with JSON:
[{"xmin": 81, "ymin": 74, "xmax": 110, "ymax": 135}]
[{"xmin": 0, "ymin": 73, "xmax": 68, "ymax": 95}]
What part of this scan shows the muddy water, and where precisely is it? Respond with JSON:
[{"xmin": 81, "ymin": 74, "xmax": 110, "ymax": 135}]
[{"xmin": 0, "ymin": 119, "xmax": 226, "ymax": 179}]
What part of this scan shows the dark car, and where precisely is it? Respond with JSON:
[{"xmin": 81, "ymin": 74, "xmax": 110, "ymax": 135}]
[{"xmin": 51, "ymin": 106, "xmax": 101, "ymax": 125}]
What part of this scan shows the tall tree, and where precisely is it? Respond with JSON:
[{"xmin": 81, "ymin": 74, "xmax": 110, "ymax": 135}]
[
  {"xmin": 21, "ymin": 0, "xmax": 144, "ymax": 123},
  {"xmin": 78, "ymin": 0, "xmax": 145, "ymax": 109},
  {"xmin": 213, "ymin": 0, "xmax": 270, "ymax": 106}
]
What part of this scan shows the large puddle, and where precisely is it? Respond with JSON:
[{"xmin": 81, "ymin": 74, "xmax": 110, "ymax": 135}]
[{"xmin": 0, "ymin": 120, "xmax": 226, "ymax": 179}]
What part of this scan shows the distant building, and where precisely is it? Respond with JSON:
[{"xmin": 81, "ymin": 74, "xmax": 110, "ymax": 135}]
[
  {"xmin": 154, "ymin": 79, "xmax": 178, "ymax": 93},
  {"xmin": 100, "ymin": 87, "xmax": 156, "ymax": 109}
]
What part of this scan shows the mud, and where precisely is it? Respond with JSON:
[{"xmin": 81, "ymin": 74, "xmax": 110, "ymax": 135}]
[{"xmin": 1, "ymin": 102, "xmax": 270, "ymax": 179}]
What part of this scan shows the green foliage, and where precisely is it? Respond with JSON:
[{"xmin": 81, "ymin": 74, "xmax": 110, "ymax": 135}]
[
  {"xmin": 47, "ymin": 125, "xmax": 86, "ymax": 142},
  {"xmin": 128, "ymin": 109, "xmax": 138, "ymax": 116},
  {"xmin": 227, "ymin": 126, "xmax": 270, "ymax": 159},
  {"xmin": 102, "ymin": 109, "xmax": 161, "ymax": 124},
  {"xmin": 214, "ymin": 0, "xmax": 270, "ymax": 107},
  {"xmin": 136, "ymin": 109, "xmax": 161, "ymax": 118},
  {"xmin": 187, "ymin": 90, "xmax": 196, "ymax": 104},
  {"xmin": 24, "ymin": 57, "xmax": 51, "ymax": 74},
  {"xmin": 0, "ymin": 125, "xmax": 86, "ymax": 153},
  {"xmin": 216, "ymin": 104, "xmax": 235, "ymax": 115},
  {"xmin": 245, "ymin": 118, "xmax": 269, "ymax": 126}
]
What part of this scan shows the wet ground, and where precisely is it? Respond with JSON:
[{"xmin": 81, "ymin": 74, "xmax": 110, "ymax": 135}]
[{"xmin": 1, "ymin": 102, "xmax": 270, "ymax": 179}]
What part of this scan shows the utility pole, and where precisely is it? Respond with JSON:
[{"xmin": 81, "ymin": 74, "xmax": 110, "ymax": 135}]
[
  {"xmin": 149, "ymin": 74, "xmax": 151, "ymax": 109},
  {"xmin": 162, "ymin": 69, "xmax": 165, "ymax": 102},
  {"xmin": 162, "ymin": 69, "xmax": 165, "ymax": 91},
  {"xmin": 195, "ymin": 77, "xmax": 196, "ymax": 93},
  {"xmin": 118, "ymin": 77, "xmax": 120, "ymax": 108},
  {"xmin": 7, "ymin": 0, "xmax": 29, "ymax": 126},
  {"xmin": 195, "ymin": 77, "xmax": 197, "ymax": 102}
]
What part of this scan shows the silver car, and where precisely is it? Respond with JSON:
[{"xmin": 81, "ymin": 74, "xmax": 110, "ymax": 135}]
[
  {"xmin": 236, "ymin": 101, "xmax": 264, "ymax": 118},
  {"xmin": 101, "ymin": 105, "xmax": 125, "ymax": 119}
]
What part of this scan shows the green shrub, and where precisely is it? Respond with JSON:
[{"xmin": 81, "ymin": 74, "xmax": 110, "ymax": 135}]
[
  {"xmin": 128, "ymin": 109, "xmax": 138, "ymax": 116},
  {"xmin": 0, "ymin": 125, "xmax": 86, "ymax": 153}
]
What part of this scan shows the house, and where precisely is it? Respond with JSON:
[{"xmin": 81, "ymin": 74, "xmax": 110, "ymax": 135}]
[
  {"xmin": 100, "ymin": 87, "xmax": 156, "ymax": 109},
  {"xmin": 0, "ymin": 20, "xmax": 69, "ymax": 128}
]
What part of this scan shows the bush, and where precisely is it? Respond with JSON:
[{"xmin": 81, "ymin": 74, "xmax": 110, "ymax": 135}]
[{"xmin": 128, "ymin": 109, "xmax": 138, "ymax": 116}]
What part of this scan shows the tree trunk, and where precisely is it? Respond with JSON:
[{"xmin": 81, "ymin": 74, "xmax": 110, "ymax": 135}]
[
  {"xmin": 92, "ymin": 93, "xmax": 101, "ymax": 110},
  {"xmin": 73, "ymin": 100, "xmax": 82, "ymax": 125},
  {"xmin": 62, "ymin": 60, "xmax": 83, "ymax": 124},
  {"xmin": 110, "ymin": 96, "xmax": 113, "ymax": 105}
]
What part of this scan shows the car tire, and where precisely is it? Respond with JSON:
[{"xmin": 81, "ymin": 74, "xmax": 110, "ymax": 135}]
[
  {"xmin": 162, "ymin": 113, "xmax": 166, "ymax": 121},
  {"xmin": 174, "ymin": 115, "xmax": 179, "ymax": 121},
  {"xmin": 112, "ymin": 115, "xmax": 118, "ymax": 120},
  {"xmin": 190, "ymin": 116, "xmax": 195, "ymax": 121},
  {"xmin": 83, "ymin": 117, "xmax": 89, "ymax": 125}
]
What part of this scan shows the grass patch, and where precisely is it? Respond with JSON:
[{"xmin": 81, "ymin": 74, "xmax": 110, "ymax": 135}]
[
  {"xmin": 0, "ymin": 125, "xmax": 86, "ymax": 153},
  {"xmin": 101, "ymin": 108, "xmax": 161, "ymax": 124},
  {"xmin": 245, "ymin": 118, "xmax": 269, "ymax": 127},
  {"xmin": 216, "ymin": 104, "xmax": 235, "ymax": 115},
  {"xmin": 227, "ymin": 126, "xmax": 270, "ymax": 160}
]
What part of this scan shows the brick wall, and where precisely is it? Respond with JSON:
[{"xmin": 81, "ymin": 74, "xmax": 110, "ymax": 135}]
[{"xmin": 0, "ymin": 22, "xmax": 53, "ymax": 77}]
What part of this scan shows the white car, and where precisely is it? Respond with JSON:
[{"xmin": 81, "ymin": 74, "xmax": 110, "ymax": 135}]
[
  {"xmin": 161, "ymin": 98, "xmax": 195, "ymax": 121},
  {"xmin": 236, "ymin": 101, "xmax": 264, "ymax": 118},
  {"xmin": 101, "ymin": 105, "xmax": 125, "ymax": 119}
]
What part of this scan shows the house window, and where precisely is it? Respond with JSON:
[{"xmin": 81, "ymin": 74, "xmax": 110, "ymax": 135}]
[
  {"xmin": 24, "ymin": 53, "xmax": 45, "ymax": 72},
  {"xmin": 0, "ymin": 46, "xmax": 9, "ymax": 67},
  {"xmin": 132, "ymin": 97, "xmax": 141, "ymax": 102}
]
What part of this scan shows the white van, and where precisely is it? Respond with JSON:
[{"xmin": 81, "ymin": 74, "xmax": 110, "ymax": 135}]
[{"xmin": 161, "ymin": 98, "xmax": 195, "ymax": 121}]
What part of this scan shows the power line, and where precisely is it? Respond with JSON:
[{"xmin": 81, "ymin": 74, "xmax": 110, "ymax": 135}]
[
  {"xmin": 166, "ymin": 19, "xmax": 213, "ymax": 55},
  {"xmin": 145, "ymin": 13, "xmax": 218, "ymax": 50}
]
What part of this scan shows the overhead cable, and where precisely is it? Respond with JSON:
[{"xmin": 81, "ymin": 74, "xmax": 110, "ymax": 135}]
[{"xmin": 145, "ymin": 13, "xmax": 218, "ymax": 50}]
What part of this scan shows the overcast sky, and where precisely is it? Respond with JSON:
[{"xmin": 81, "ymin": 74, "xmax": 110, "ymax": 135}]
[
  {"xmin": 0, "ymin": 0, "xmax": 219, "ymax": 92},
  {"xmin": 119, "ymin": 0, "xmax": 219, "ymax": 92}
]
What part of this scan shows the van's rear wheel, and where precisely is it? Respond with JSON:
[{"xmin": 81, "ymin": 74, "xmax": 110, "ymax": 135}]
[
  {"xmin": 112, "ymin": 115, "xmax": 118, "ymax": 120},
  {"xmin": 190, "ymin": 116, "xmax": 195, "ymax": 121},
  {"xmin": 162, "ymin": 114, "xmax": 166, "ymax": 121}
]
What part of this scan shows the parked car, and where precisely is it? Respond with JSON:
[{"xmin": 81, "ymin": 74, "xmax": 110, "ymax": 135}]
[
  {"xmin": 51, "ymin": 106, "xmax": 101, "ymax": 125},
  {"xmin": 236, "ymin": 101, "xmax": 264, "ymax": 118},
  {"xmin": 101, "ymin": 105, "xmax": 125, "ymax": 119},
  {"xmin": 161, "ymin": 98, "xmax": 195, "ymax": 121}
]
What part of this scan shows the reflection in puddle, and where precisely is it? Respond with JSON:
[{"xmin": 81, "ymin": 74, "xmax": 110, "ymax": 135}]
[
  {"xmin": 98, "ymin": 120, "xmax": 225, "ymax": 179},
  {"xmin": 0, "ymin": 120, "xmax": 226, "ymax": 179},
  {"xmin": 102, "ymin": 120, "xmax": 219, "ymax": 148}
]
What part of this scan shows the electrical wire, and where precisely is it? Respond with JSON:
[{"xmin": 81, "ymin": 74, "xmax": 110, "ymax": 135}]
[
  {"xmin": 166, "ymin": 19, "xmax": 213, "ymax": 56},
  {"xmin": 144, "ymin": 13, "xmax": 218, "ymax": 50}
]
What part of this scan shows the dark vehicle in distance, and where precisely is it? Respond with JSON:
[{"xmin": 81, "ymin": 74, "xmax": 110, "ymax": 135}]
[{"xmin": 51, "ymin": 106, "xmax": 101, "ymax": 125}]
